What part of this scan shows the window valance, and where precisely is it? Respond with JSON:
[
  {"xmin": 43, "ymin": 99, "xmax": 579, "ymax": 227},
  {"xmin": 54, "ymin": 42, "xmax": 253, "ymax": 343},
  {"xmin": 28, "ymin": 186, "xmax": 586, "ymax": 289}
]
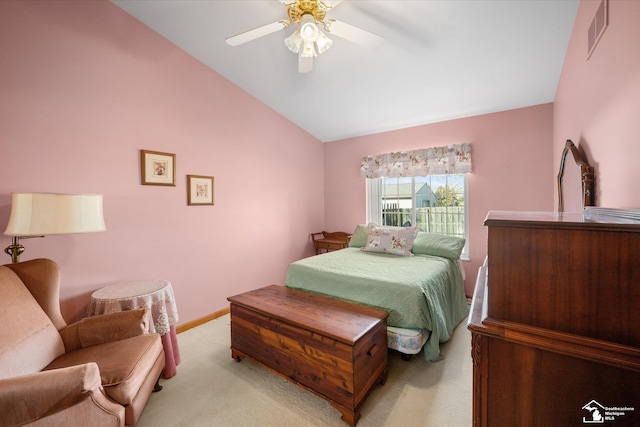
[{"xmin": 360, "ymin": 143, "xmax": 472, "ymax": 178}]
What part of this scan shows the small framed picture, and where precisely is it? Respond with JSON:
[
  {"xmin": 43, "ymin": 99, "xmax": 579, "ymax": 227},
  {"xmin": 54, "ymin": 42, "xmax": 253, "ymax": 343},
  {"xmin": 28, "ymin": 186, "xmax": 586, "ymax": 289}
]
[
  {"xmin": 187, "ymin": 175, "xmax": 214, "ymax": 205},
  {"xmin": 141, "ymin": 150, "xmax": 176, "ymax": 186}
]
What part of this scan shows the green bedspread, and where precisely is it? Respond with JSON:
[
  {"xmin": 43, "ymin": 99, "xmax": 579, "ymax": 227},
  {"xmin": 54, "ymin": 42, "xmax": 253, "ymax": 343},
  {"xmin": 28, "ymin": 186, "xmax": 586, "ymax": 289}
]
[{"xmin": 285, "ymin": 248, "xmax": 469, "ymax": 362}]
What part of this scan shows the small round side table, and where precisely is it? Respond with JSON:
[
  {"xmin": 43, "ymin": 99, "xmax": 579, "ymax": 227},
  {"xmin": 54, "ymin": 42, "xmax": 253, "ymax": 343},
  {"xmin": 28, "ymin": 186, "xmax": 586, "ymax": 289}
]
[{"xmin": 87, "ymin": 279, "xmax": 181, "ymax": 378}]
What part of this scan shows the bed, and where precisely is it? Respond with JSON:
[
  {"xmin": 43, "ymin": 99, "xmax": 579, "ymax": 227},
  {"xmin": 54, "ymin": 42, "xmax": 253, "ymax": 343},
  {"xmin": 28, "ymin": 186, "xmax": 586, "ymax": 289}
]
[{"xmin": 285, "ymin": 224, "xmax": 469, "ymax": 362}]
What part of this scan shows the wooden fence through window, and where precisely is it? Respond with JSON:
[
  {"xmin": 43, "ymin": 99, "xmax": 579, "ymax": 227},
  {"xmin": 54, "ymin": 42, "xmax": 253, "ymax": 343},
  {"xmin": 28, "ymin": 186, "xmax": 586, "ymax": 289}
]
[{"xmin": 381, "ymin": 206, "xmax": 465, "ymax": 238}]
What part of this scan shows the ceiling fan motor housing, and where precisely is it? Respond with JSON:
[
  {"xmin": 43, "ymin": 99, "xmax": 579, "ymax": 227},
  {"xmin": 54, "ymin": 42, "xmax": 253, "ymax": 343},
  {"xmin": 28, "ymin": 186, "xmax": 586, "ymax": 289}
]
[{"xmin": 287, "ymin": 0, "xmax": 328, "ymax": 25}]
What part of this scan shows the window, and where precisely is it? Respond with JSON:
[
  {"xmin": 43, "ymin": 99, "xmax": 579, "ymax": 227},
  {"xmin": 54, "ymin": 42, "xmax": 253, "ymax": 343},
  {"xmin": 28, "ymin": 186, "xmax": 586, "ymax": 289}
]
[
  {"xmin": 360, "ymin": 143, "xmax": 472, "ymax": 259},
  {"xmin": 367, "ymin": 174, "xmax": 469, "ymax": 259}
]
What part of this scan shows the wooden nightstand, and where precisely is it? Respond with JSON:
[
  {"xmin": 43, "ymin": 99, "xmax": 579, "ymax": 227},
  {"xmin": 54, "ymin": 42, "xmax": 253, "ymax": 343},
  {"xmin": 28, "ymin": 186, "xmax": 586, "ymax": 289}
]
[{"xmin": 311, "ymin": 231, "xmax": 351, "ymax": 254}]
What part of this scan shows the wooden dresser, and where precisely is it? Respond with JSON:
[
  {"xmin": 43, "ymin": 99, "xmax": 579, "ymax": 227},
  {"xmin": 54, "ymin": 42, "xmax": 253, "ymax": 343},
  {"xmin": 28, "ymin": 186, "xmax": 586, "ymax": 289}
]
[
  {"xmin": 468, "ymin": 209, "xmax": 640, "ymax": 426},
  {"xmin": 228, "ymin": 285, "xmax": 388, "ymax": 426}
]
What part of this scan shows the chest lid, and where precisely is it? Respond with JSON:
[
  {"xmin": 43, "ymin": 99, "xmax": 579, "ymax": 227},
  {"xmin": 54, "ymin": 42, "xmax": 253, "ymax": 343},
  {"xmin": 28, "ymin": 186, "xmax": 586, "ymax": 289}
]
[{"xmin": 228, "ymin": 285, "xmax": 388, "ymax": 345}]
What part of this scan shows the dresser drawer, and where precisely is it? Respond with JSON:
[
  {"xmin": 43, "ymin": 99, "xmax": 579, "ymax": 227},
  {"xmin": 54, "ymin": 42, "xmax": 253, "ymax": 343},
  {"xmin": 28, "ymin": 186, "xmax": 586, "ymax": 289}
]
[{"xmin": 316, "ymin": 241, "xmax": 345, "ymax": 251}]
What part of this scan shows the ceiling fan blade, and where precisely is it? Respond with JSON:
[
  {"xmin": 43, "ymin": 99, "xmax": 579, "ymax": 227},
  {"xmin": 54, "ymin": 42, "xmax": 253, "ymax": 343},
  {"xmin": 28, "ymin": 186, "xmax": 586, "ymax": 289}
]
[
  {"xmin": 279, "ymin": 0, "xmax": 343, "ymax": 6},
  {"xmin": 326, "ymin": 19, "xmax": 383, "ymax": 48},
  {"xmin": 299, "ymin": 55, "xmax": 313, "ymax": 73},
  {"xmin": 225, "ymin": 21, "xmax": 286, "ymax": 46},
  {"xmin": 323, "ymin": 0, "xmax": 344, "ymax": 8}
]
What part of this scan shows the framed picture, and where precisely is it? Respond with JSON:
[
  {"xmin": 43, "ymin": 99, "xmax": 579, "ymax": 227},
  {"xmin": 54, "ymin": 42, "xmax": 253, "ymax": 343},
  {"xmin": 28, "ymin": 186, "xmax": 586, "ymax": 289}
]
[
  {"xmin": 141, "ymin": 150, "xmax": 176, "ymax": 186},
  {"xmin": 187, "ymin": 175, "xmax": 214, "ymax": 205}
]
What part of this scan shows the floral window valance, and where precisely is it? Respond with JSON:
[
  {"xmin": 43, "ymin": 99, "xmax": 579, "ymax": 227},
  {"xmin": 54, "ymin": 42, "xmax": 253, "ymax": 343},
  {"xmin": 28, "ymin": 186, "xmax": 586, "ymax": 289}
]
[{"xmin": 360, "ymin": 143, "xmax": 472, "ymax": 178}]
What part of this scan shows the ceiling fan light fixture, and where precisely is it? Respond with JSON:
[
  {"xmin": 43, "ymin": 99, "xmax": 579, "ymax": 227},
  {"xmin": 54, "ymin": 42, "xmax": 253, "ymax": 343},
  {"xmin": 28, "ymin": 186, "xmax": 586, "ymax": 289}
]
[
  {"xmin": 301, "ymin": 41, "xmax": 317, "ymax": 58},
  {"xmin": 315, "ymin": 30, "xmax": 333, "ymax": 54},
  {"xmin": 287, "ymin": 14, "xmax": 332, "ymax": 61},
  {"xmin": 284, "ymin": 28, "xmax": 302, "ymax": 53},
  {"xmin": 300, "ymin": 21, "xmax": 318, "ymax": 43}
]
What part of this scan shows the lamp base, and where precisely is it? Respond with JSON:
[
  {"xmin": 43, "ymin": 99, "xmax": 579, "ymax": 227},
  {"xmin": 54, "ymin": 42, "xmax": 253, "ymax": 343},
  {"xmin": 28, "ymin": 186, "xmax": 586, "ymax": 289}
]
[{"xmin": 4, "ymin": 237, "xmax": 24, "ymax": 264}]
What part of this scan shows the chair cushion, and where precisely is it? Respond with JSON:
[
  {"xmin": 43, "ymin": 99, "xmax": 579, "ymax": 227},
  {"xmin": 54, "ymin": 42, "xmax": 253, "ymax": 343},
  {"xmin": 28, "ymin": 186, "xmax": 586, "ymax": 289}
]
[
  {"xmin": 44, "ymin": 334, "xmax": 163, "ymax": 405},
  {"xmin": 0, "ymin": 266, "xmax": 65, "ymax": 380}
]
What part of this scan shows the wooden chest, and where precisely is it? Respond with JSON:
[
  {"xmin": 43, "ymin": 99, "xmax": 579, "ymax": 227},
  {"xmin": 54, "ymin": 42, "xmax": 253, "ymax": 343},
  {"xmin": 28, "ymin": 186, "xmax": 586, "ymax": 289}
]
[{"xmin": 227, "ymin": 285, "xmax": 388, "ymax": 427}]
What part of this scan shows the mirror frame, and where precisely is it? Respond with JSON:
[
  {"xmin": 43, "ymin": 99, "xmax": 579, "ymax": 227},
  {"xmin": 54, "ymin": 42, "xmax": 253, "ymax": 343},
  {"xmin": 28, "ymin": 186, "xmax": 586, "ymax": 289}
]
[{"xmin": 557, "ymin": 140, "xmax": 595, "ymax": 212}]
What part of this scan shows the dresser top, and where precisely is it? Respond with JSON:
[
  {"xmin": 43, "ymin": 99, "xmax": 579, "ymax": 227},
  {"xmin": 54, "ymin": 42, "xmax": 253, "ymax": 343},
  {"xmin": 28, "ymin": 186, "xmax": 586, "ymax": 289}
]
[{"xmin": 485, "ymin": 208, "xmax": 640, "ymax": 231}]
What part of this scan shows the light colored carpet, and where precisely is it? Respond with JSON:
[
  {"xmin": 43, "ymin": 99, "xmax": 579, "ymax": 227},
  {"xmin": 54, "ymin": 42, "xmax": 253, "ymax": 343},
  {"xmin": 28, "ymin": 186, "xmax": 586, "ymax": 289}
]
[{"xmin": 134, "ymin": 314, "xmax": 472, "ymax": 427}]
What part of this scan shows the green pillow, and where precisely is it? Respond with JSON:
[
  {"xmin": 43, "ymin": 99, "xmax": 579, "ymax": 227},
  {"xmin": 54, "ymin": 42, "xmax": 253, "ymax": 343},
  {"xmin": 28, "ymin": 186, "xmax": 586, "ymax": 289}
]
[
  {"xmin": 411, "ymin": 232, "xmax": 465, "ymax": 259},
  {"xmin": 348, "ymin": 224, "xmax": 368, "ymax": 247}
]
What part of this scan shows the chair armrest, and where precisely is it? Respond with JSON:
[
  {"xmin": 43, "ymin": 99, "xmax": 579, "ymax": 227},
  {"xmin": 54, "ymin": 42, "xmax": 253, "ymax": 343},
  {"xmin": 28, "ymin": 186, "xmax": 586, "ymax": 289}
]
[
  {"xmin": 61, "ymin": 308, "xmax": 151, "ymax": 352},
  {"xmin": 0, "ymin": 363, "xmax": 123, "ymax": 426}
]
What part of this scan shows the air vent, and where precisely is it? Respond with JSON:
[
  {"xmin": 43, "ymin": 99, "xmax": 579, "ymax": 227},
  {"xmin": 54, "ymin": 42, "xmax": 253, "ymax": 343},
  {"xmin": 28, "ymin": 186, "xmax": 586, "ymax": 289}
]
[{"xmin": 587, "ymin": 0, "xmax": 608, "ymax": 59}]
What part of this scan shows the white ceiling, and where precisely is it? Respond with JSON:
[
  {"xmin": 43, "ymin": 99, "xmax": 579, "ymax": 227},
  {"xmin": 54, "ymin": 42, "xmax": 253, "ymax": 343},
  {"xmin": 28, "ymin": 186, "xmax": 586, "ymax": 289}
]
[{"xmin": 112, "ymin": 0, "xmax": 579, "ymax": 142}]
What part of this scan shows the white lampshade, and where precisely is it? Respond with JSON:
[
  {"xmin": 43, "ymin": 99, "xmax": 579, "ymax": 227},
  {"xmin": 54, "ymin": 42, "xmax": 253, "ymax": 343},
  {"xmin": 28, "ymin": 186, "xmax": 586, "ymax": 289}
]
[
  {"xmin": 4, "ymin": 193, "xmax": 106, "ymax": 237},
  {"xmin": 284, "ymin": 28, "xmax": 302, "ymax": 54},
  {"xmin": 315, "ymin": 30, "xmax": 333, "ymax": 54}
]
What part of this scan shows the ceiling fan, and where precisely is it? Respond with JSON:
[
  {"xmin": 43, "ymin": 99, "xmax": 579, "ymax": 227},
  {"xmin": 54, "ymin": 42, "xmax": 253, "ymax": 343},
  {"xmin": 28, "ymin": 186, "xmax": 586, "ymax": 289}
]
[{"xmin": 225, "ymin": 0, "xmax": 383, "ymax": 73}]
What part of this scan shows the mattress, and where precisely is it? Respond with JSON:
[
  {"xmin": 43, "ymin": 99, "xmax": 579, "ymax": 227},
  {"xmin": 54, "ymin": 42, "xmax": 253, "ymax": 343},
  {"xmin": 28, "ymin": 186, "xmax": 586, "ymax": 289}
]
[
  {"xmin": 387, "ymin": 326, "xmax": 430, "ymax": 356},
  {"xmin": 285, "ymin": 248, "xmax": 468, "ymax": 362}
]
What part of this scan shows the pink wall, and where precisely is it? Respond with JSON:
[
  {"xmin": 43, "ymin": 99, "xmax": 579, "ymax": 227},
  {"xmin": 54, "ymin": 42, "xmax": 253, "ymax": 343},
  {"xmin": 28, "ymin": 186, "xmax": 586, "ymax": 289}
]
[
  {"xmin": 4, "ymin": 0, "xmax": 635, "ymax": 324},
  {"xmin": 324, "ymin": 104, "xmax": 555, "ymax": 297},
  {"xmin": 554, "ymin": 0, "xmax": 640, "ymax": 210},
  {"xmin": 0, "ymin": 1, "xmax": 324, "ymax": 324}
]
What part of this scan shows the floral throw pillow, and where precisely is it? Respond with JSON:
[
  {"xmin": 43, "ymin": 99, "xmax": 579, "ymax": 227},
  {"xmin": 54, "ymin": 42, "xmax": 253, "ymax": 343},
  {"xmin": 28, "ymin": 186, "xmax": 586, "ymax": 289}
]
[{"xmin": 361, "ymin": 223, "xmax": 419, "ymax": 256}]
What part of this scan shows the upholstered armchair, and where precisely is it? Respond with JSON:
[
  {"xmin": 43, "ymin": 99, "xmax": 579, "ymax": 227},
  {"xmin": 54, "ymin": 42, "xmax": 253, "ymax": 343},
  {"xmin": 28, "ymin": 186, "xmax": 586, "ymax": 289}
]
[{"xmin": 0, "ymin": 259, "xmax": 165, "ymax": 427}]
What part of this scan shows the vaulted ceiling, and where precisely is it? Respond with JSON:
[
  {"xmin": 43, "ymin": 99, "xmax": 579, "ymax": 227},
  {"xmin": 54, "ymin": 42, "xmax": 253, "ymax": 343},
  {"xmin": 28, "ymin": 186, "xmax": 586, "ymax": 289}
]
[{"xmin": 112, "ymin": 0, "xmax": 579, "ymax": 142}]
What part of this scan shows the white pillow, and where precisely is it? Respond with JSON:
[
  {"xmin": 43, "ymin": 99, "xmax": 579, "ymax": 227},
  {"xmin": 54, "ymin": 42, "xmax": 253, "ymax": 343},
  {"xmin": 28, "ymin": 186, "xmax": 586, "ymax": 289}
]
[{"xmin": 361, "ymin": 223, "xmax": 419, "ymax": 256}]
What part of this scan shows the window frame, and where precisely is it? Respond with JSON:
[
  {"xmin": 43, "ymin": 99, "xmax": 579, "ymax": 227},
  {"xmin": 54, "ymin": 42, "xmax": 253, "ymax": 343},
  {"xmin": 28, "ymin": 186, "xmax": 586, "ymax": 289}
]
[{"xmin": 367, "ymin": 174, "xmax": 469, "ymax": 260}]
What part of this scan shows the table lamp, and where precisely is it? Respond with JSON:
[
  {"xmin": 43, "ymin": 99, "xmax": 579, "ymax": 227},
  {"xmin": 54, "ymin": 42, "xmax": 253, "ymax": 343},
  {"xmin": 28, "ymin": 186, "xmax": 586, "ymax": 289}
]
[{"xmin": 4, "ymin": 192, "xmax": 106, "ymax": 263}]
